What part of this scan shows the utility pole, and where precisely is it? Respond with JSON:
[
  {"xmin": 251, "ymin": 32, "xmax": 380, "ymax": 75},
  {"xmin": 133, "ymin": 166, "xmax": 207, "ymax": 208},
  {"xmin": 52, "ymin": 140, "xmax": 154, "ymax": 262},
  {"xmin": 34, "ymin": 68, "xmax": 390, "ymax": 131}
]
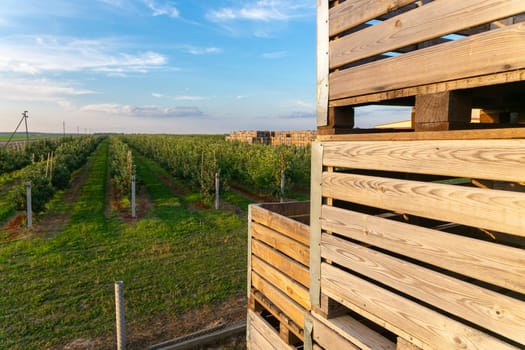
[
  {"xmin": 63, "ymin": 121, "xmax": 66, "ymax": 137},
  {"xmin": 6, "ymin": 111, "xmax": 29, "ymax": 147}
]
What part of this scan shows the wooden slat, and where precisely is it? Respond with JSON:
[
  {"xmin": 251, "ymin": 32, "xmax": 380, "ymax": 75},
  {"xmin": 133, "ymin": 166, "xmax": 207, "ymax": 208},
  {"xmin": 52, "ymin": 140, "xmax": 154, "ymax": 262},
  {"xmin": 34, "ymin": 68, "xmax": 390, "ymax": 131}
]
[
  {"xmin": 312, "ymin": 314, "xmax": 361, "ymax": 350},
  {"xmin": 318, "ymin": 127, "xmax": 525, "ymax": 142},
  {"xmin": 251, "ymin": 222, "xmax": 309, "ymax": 266},
  {"xmin": 330, "ymin": 0, "xmax": 525, "ymax": 68},
  {"xmin": 252, "ymin": 239, "xmax": 309, "ymax": 288},
  {"xmin": 397, "ymin": 337, "xmax": 423, "ymax": 350},
  {"xmin": 322, "ymin": 172, "xmax": 525, "ymax": 237},
  {"xmin": 321, "ymin": 263, "xmax": 520, "ymax": 350},
  {"xmin": 317, "ymin": 0, "xmax": 329, "ymax": 126},
  {"xmin": 252, "ymin": 255, "xmax": 311, "ymax": 310},
  {"xmin": 311, "ymin": 311, "xmax": 396, "ymax": 350},
  {"xmin": 329, "ymin": 0, "xmax": 416, "ymax": 37},
  {"xmin": 321, "ymin": 205, "xmax": 525, "ymax": 294},
  {"xmin": 322, "ymin": 139, "xmax": 525, "ymax": 182},
  {"xmin": 251, "ymin": 205, "xmax": 310, "ymax": 245},
  {"xmin": 247, "ymin": 309, "xmax": 294, "ymax": 350},
  {"xmin": 329, "ymin": 69, "xmax": 525, "ymax": 107},
  {"xmin": 322, "ymin": 233, "xmax": 525, "ymax": 345},
  {"xmin": 251, "ymin": 272, "xmax": 305, "ymax": 329},
  {"xmin": 330, "ymin": 23, "xmax": 525, "ymax": 100},
  {"xmin": 310, "ymin": 141, "xmax": 323, "ymax": 307}
]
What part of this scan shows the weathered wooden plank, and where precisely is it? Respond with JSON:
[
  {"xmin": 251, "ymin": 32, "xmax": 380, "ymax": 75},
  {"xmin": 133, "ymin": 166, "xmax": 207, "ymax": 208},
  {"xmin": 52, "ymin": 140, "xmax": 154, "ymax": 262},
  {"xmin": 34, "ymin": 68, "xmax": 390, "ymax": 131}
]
[
  {"xmin": 397, "ymin": 337, "xmax": 423, "ymax": 350},
  {"xmin": 312, "ymin": 314, "xmax": 361, "ymax": 350},
  {"xmin": 330, "ymin": 0, "xmax": 525, "ymax": 68},
  {"xmin": 329, "ymin": 69, "xmax": 525, "ymax": 107},
  {"xmin": 310, "ymin": 142, "xmax": 323, "ymax": 308},
  {"xmin": 251, "ymin": 272, "xmax": 305, "ymax": 329},
  {"xmin": 321, "ymin": 205, "xmax": 525, "ymax": 294},
  {"xmin": 251, "ymin": 291, "xmax": 304, "ymax": 341},
  {"xmin": 322, "ymin": 139, "xmax": 525, "ymax": 183},
  {"xmin": 251, "ymin": 222, "xmax": 309, "ymax": 266},
  {"xmin": 252, "ymin": 239, "xmax": 309, "ymax": 288},
  {"xmin": 247, "ymin": 309, "xmax": 294, "ymax": 350},
  {"xmin": 311, "ymin": 311, "xmax": 396, "ymax": 350},
  {"xmin": 322, "ymin": 233, "xmax": 525, "ymax": 345},
  {"xmin": 251, "ymin": 204, "xmax": 310, "ymax": 245},
  {"xmin": 321, "ymin": 263, "xmax": 520, "ymax": 350},
  {"xmin": 318, "ymin": 127, "xmax": 525, "ymax": 142},
  {"xmin": 413, "ymin": 91, "xmax": 471, "ymax": 131},
  {"xmin": 317, "ymin": 0, "xmax": 329, "ymax": 126},
  {"xmin": 330, "ymin": 23, "xmax": 525, "ymax": 100},
  {"xmin": 252, "ymin": 255, "xmax": 311, "ymax": 310},
  {"xmin": 329, "ymin": 0, "xmax": 416, "ymax": 37},
  {"xmin": 322, "ymin": 172, "xmax": 525, "ymax": 237}
]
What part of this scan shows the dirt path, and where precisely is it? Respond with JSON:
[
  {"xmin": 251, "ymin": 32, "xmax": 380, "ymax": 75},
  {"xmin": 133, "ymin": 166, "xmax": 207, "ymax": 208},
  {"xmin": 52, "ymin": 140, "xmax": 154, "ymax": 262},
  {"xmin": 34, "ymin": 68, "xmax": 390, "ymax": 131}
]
[{"xmin": 30, "ymin": 154, "xmax": 95, "ymax": 238}]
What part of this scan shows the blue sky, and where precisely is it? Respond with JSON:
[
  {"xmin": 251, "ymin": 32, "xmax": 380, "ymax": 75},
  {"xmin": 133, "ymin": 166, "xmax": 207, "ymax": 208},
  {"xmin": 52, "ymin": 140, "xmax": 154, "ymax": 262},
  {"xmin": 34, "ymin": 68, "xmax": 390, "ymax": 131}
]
[{"xmin": 0, "ymin": 0, "xmax": 405, "ymax": 134}]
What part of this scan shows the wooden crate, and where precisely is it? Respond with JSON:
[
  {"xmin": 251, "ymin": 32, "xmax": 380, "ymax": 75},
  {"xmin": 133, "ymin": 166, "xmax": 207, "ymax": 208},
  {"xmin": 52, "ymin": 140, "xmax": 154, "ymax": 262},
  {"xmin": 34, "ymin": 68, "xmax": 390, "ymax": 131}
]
[
  {"xmin": 247, "ymin": 202, "xmax": 311, "ymax": 349},
  {"xmin": 308, "ymin": 129, "xmax": 525, "ymax": 350},
  {"xmin": 317, "ymin": 0, "xmax": 525, "ymax": 132}
]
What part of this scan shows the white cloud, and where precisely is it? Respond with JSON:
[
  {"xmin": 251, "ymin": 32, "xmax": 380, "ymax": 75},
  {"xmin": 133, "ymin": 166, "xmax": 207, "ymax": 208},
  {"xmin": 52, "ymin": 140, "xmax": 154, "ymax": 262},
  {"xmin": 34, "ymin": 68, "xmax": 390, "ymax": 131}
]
[
  {"xmin": 144, "ymin": 0, "xmax": 179, "ymax": 18},
  {"xmin": 80, "ymin": 103, "xmax": 204, "ymax": 118},
  {"xmin": 262, "ymin": 51, "xmax": 287, "ymax": 59},
  {"xmin": 207, "ymin": 0, "xmax": 313, "ymax": 22},
  {"xmin": 174, "ymin": 95, "xmax": 207, "ymax": 101},
  {"xmin": 181, "ymin": 46, "xmax": 223, "ymax": 55},
  {"xmin": 152, "ymin": 92, "xmax": 165, "ymax": 98},
  {"xmin": 0, "ymin": 35, "xmax": 168, "ymax": 75},
  {"xmin": 0, "ymin": 78, "xmax": 95, "ymax": 104}
]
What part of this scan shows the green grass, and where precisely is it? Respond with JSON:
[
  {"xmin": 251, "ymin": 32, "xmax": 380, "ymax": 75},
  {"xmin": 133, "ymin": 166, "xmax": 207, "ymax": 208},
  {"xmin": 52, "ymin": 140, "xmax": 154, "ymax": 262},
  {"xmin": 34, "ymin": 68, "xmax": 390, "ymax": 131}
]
[{"xmin": 0, "ymin": 139, "xmax": 248, "ymax": 349}]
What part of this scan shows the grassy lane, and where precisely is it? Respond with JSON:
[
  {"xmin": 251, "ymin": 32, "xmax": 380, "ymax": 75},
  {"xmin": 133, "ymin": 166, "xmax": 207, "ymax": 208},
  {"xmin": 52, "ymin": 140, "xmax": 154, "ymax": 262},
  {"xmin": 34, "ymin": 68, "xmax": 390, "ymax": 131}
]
[
  {"xmin": 0, "ymin": 140, "xmax": 248, "ymax": 349},
  {"xmin": 0, "ymin": 140, "xmax": 114, "ymax": 349}
]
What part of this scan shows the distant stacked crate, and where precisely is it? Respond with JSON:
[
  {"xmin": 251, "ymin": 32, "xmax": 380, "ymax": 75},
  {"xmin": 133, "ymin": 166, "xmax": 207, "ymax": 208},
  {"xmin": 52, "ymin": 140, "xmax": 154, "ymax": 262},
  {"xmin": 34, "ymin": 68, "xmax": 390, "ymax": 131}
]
[{"xmin": 227, "ymin": 130, "xmax": 316, "ymax": 146}]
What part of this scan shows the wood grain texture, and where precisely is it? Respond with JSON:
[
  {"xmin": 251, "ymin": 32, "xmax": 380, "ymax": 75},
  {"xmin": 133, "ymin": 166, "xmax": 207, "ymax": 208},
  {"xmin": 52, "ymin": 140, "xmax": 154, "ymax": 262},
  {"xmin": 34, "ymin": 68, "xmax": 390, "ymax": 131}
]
[
  {"xmin": 251, "ymin": 272, "xmax": 305, "ymax": 329},
  {"xmin": 397, "ymin": 337, "xmax": 423, "ymax": 350},
  {"xmin": 330, "ymin": 0, "xmax": 525, "ymax": 68},
  {"xmin": 322, "ymin": 139, "xmax": 525, "ymax": 182},
  {"xmin": 322, "ymin": 172, "xmax": 525, "ymax": 237},
  {"xmin": 318, "ymin": 128, "xmax": 525, "ymax": 142},
  {"xmin": 317, "ymin": 0, "xmax": 329, "ymax": 126},
  {"xmin": 330, "ymin": 23, "xmax": 525, "ymax": 100},
  {"xmin": 311, "ymin": 311, "xmax": 395, "ymax": 350},
  {"xmin": 251, "ymin": 204, "xmax": 310, "ymax": 245},
  {"xmin": 310, "ymin": 142, "xmax": 323, "ymax": 307},
  {"xmin": 251, "ymin": 222, "xmax": 309, "ymax": 266},
  {"xmin": 321, "ymin": 263, "xmax": 520, "ymax": 350},
  {"xmin": 251, "ymin": 239, "xmax": 309, "ymax": 288},
  {"xmin": 251, "ymin": 255, "xmax": 311, "ymax": 310},
  {"xmin": 329, "ymin": 69, "xmax": 525, "ymax": 107},
  {"xmin": 329, "ymin": 0, "xmax": 415, "ymax": 37},
  {"xmin": 247, "ymin": 309, "xmax": 294, "ymax": 350},
  {"xmin": 321, "ymin": 205, "xmax": 525, "ymax": 294},
  {"xmin": 321, "ymin": 233, "xmax": 525, "ymax": 345},
  {"xmin": 312, "ymin": 314, "xmax": 361, "ymax": 350}
]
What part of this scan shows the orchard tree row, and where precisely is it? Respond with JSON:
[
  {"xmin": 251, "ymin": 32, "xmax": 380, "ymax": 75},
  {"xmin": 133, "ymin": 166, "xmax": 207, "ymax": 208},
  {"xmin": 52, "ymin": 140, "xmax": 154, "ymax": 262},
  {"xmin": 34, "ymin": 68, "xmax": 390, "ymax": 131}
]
[{"xmin": 123, "ymin": 135, "xmax": 311, "ymax": 204}]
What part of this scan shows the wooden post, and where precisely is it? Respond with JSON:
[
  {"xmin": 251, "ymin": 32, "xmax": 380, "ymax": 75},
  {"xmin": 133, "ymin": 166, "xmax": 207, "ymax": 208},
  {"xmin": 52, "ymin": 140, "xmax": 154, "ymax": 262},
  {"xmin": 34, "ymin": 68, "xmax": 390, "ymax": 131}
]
[
  {"xmin": 131, "ymin": 175, "xmax": 136, "ymax": 218},
  {"xmin": 310, "ymin": 142, "xmax": 323, "ymax": 308},
  {"xmin": 26, "ymin": 181, "xmax": 32, "ymax": 229},
  {"xmin": 115, "ymin": 281, "xmax": 126, "ymax": 350},
  {"xmin": 215, "ymin": 172, "xmax": 219, "ymax": 210},
  {"xmin": 414, "ymin": 91, "xmax": 472, "ymax": 131}
]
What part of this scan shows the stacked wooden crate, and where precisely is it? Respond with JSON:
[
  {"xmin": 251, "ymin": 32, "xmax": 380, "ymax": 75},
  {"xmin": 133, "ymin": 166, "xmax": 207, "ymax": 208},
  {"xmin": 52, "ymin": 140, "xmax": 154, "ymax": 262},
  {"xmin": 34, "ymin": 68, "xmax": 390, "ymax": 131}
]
[
  {"xmin": 317, "ymin": 0, "xmax": 525, "ymax": 133},
  {"xmin": 309, "ymin": 129, "xmax": 525, "ymax": 350},
  {"xmin": 247, "ymin": 202, "xmax": 310, "ymax": 350},
  {"xmin": 308, "ymin": 0, "xmax": 525, "ymax": 349}
]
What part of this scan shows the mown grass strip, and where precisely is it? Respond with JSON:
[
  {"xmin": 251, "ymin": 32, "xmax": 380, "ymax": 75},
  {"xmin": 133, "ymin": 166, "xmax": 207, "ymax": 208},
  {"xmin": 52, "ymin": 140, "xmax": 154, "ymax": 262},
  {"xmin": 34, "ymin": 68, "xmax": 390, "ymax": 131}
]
[{"xmin": 1, "ymin": 140, "xmax": 248, "ymax": 349}]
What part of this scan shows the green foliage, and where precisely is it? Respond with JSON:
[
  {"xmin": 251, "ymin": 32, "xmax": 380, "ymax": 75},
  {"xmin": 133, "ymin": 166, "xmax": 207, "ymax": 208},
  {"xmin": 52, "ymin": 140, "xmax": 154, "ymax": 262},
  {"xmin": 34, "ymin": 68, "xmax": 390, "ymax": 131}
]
[
  {"xmin": 108, "ymin": 136, "xmax": 134, "ymax": 199},
  {"xmin": 9, "ymin": 136, "xmax": 103, "ymax": 213},
  {"xmin": 123, "ymin": 135, "xmax": 310, "ymax": 202}
]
